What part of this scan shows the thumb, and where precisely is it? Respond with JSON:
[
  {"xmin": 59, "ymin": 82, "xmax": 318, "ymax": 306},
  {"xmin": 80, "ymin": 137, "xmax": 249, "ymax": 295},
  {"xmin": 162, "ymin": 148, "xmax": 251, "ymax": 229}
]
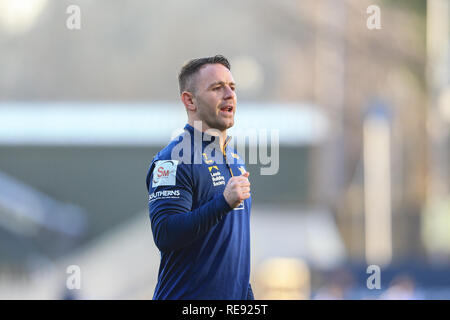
[{"xmin": 241, "ymin": 171, "xmax": 250, "ymax": 178}]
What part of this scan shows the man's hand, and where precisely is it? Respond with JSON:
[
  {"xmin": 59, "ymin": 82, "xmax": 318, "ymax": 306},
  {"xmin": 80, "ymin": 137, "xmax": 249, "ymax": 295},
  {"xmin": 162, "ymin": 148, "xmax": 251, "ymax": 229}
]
[{"xmin": 223, "ymin": 171, "xmax": 251, "ymax": 209}]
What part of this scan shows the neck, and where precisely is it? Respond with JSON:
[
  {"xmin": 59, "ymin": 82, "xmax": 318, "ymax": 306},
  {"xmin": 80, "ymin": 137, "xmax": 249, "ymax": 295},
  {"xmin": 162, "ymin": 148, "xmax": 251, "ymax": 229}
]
[{"xmin": 188, "ymin": 119, "xmax": 227, "ymax": 150}]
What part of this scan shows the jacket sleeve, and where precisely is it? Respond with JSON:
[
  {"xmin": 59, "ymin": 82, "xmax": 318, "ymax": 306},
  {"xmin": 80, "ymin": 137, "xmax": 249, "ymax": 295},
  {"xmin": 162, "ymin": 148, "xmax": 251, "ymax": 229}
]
[{"xmin": 146, "ymin": 160, "xmax": 231, "ymax": 252}]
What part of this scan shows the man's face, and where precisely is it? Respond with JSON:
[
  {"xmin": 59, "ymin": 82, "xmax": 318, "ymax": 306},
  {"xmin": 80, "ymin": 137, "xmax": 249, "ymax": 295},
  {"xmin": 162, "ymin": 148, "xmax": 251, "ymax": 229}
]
[{"xmin": 191, "ymin": 63, "xmax": 237, "ymax": 132}]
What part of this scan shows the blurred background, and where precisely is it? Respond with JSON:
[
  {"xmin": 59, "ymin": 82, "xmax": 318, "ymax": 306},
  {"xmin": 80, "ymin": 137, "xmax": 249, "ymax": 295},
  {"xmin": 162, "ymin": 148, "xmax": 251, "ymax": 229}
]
[{"xmin": 0, "ymin": 0, "xmax": 449, "ymax": 299}]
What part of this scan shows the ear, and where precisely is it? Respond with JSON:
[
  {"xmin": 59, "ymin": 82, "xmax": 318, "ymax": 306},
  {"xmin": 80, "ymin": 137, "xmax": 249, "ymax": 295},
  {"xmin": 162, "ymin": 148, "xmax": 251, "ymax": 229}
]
[{"xmin": 181, "ymin": 91, "xmax": 196, "ymax": 112}]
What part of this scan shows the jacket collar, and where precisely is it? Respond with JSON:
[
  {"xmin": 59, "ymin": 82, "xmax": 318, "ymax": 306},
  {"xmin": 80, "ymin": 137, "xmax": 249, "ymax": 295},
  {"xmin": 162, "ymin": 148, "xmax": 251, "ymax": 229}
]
[{"xmin": 184, "ymin": 123, "xmax": 232, "ymax": 152}]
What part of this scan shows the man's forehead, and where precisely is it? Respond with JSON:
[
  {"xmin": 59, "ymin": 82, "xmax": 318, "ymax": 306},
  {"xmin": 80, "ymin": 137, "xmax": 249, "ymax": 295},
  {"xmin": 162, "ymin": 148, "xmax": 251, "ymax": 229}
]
[{"xmin": 196, "ymin": 63, "xmax": 234, "ymax": 84}]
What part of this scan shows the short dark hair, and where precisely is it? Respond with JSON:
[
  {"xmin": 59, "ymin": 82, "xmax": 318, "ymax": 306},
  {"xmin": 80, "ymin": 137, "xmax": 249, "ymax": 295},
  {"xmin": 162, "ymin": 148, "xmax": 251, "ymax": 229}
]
[{"xmin": 178, "ymin": 55, "xmax": 231, "ymax": 94}]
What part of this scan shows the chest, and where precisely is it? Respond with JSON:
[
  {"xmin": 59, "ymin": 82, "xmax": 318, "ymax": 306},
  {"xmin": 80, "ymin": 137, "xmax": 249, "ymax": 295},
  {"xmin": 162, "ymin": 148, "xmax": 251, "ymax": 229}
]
[
  {"xmin": 192, "ymin": 150, "xmax": 248, "ymax": 204},
  {"xmin": 196, "ymin": 161, "xmax": 245, "ymax": 194}
]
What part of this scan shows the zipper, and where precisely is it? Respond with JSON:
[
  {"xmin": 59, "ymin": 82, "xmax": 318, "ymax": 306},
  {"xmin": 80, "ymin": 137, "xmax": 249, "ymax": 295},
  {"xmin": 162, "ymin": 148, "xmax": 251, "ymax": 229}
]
[{"xmin": 221, "ymin": 136, "xmax": 234, "ymax": 177}]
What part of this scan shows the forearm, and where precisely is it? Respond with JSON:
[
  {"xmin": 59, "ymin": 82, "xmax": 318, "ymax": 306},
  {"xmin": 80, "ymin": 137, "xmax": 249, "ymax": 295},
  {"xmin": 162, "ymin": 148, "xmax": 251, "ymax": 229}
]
[{"xmin": 152, "ymin": 193, "xmax": 231, "ymax": 251}]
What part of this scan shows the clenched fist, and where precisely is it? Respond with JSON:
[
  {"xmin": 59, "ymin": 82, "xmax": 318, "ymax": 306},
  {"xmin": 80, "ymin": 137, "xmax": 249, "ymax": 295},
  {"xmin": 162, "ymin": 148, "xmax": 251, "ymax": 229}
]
[{"xmin": 223, "ymin": 171, "xmax": 251, "ymax": 209}]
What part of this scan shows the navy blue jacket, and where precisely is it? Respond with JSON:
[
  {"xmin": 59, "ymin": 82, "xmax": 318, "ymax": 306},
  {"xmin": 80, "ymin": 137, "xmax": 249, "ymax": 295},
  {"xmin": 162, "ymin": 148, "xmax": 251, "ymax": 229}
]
[{"xmin": 146, "ymin": 123, "xmax": 253, "ymax": 300}]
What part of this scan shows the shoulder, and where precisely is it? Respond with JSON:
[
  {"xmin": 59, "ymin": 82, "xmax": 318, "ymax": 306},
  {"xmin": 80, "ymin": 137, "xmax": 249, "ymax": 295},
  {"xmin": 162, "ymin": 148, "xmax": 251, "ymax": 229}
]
[
  {"xmin": 146, "ymin": 131, "xmax": 193, "ymax": 190},
  {"xmin": 154, "ymin": 130, "xmax": 193, "ymax": 162}
]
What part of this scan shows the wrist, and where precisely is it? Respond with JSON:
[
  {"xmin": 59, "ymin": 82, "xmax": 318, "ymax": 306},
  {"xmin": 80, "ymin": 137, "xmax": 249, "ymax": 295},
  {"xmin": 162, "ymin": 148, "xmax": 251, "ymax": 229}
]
[{"xmin": 221, "ymin": 193, "xmax": 233, "ymax": 211}]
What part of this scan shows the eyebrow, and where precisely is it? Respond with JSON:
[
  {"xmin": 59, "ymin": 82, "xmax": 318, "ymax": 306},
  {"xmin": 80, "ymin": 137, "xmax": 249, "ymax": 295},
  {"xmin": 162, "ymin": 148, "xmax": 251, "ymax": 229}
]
[{"xmin": 207, "ymin": 81, "xmax": 236, "ymax": 89}]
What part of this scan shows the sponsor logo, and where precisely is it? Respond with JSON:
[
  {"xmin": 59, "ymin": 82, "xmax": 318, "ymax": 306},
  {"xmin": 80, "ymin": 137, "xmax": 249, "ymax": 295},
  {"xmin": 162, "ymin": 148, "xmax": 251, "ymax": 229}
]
[
  {"xmin": 148, "ymin": 189, "xmax": 181, "ymax": 202},
  {"xmin": 152, "ymin": 160, "xmax": 178, "ymax": 188},
  {"xmin": 208, "ymin": 165, "xmax": 219, "ymax": 172},
  {"xmin": 208, "ymin": 166, "xmax": 225, "ymax": 187}
]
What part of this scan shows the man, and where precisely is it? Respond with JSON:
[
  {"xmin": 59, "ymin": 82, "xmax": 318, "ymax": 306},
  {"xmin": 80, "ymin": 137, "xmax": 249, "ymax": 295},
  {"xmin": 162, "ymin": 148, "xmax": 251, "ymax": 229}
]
[{"xmin": 145, "ymin": 55, "xmax": 254, "ymax": 300}]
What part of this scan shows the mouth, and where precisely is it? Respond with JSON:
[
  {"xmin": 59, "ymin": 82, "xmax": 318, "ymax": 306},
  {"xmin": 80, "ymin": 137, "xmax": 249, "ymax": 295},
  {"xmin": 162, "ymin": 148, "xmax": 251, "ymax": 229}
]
[{"xmin": 219, "ymin": 105, "xmax": 234, "ymax": 115}]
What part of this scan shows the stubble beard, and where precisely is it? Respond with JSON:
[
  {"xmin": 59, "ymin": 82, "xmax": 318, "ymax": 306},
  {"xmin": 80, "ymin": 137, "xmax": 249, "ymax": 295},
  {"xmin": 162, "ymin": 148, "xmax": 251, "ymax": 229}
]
[{"xmin": 199, "ymin": 106, "xmax": 234, "ymax": 132}]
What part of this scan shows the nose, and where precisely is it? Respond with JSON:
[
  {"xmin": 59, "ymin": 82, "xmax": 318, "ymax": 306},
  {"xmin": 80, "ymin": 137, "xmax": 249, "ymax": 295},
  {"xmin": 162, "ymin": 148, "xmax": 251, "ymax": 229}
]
[{"xmin": 223, "ymin": 85, "xmax": 236, "ymax": 100}]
